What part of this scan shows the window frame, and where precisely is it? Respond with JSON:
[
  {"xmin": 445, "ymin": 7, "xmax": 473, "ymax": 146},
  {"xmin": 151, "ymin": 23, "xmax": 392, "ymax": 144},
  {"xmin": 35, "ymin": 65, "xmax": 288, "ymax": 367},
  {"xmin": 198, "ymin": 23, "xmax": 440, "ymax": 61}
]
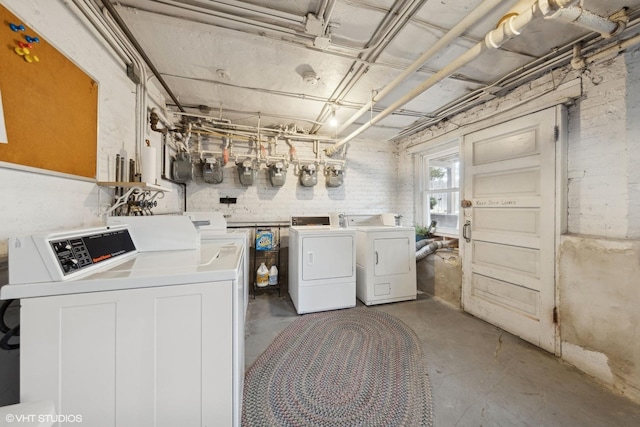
[{"xmin": 416, "ymin": 142, "xmax": 461, "ymax": 238}]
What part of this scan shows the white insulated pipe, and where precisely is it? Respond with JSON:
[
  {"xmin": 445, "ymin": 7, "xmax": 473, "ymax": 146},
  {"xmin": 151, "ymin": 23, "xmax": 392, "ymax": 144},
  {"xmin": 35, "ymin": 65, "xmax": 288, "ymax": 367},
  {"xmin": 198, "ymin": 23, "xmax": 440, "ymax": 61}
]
[
  {"xmin": 325, "ymin": 0, "xmax": 594, "ymax": 155},
  {"xmin": 543, "ymin": 5, "xmax": 623, "ymax": 38},
  {"xmin": 336, "ymin": 0, "xmax": 510, "ymax": 135}
]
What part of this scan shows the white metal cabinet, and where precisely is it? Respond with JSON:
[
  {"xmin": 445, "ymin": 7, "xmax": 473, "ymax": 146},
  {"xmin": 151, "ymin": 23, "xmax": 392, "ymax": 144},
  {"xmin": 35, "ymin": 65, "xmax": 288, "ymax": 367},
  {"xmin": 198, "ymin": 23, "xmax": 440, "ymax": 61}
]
[
  {"xmin": 355, "ymin": 228, "xmax": 416, "ymax": 305},
  {"xmin": 20, "ymin": 281, "xmax": 238, "ymax": 427}
]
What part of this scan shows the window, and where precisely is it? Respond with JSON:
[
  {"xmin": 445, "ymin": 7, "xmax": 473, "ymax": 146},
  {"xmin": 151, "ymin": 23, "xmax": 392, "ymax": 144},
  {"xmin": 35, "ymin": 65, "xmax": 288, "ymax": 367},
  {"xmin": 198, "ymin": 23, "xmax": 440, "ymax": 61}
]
[{"xmin": 422, "ymin": 148, "xmax": 460, "ymax": 236}]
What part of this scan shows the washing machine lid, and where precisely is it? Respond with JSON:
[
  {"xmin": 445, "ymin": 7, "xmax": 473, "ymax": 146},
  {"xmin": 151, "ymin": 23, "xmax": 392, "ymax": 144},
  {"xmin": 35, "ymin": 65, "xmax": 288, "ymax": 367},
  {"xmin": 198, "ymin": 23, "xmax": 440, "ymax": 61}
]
[{"xmin": 2, "ymin": 241, "xmax": 242, "ymax": 300}]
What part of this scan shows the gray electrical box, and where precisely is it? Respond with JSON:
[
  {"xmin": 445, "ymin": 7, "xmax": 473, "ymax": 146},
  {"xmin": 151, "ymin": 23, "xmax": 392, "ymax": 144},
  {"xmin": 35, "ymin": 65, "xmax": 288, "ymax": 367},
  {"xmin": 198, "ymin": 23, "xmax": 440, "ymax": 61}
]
[
  {"xmin": 325, "ymin": 164, "xmax": 344, "ymax": 187},
  {"xmin": 202, "ymin": 158, "xmax": 223, "ymax": 184},
  {"xmin": 172, "ymin": 152, "xmax": 193, "ymax": 183},
  {"xmin": 269, "ymin": 162, "xmax": 287, "ymax": 187},
  {"xmin": 299, "ymin": 164, "xmax": 317, "ymax": 187},
  {"xmin": 237, "ymin": 159, "xmax": 256, "ymax": 186}
]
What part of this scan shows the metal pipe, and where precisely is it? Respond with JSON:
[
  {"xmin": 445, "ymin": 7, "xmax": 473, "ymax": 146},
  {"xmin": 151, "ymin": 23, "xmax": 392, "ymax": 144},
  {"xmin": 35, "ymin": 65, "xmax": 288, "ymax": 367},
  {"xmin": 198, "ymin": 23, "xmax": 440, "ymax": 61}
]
[
  {"xmin": 336, "ymin": 0, "xmax": 509, "ymax": 135},
  {"xmin": 317, "ymin": 0, "xmax": 330, "ymax": 21},
  {"xmin": 545, "ymin": 6, "xmax": 623, "ymax": 38},
  {"xmin": 100, "ymin": 0, "xmax": 185, "ymax": 112},
  {"xmin": 573, "ymin": 32, "xmax": 640, "ymax": 68},
  {"xmin": 311, "ymin": 0, "xmax": 428, "ymax": 133},
  {"xmin": 325, "ymin": 0, "xmax": 586, "ymax": 155},
  {"xmin": 210, "ymin": 0, "xmax": 305, "ymax": 26}
]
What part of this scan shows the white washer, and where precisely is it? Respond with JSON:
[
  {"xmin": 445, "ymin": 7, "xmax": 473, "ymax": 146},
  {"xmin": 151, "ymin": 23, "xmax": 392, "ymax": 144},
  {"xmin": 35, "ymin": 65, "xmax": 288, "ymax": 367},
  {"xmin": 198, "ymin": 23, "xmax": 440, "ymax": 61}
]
[
  {"xmin": 1, "ymin": 217, "xmax": 246, "ymax": 427},
  {"xmin": 288, "ymin": 215, "xmax": 356, "ymax": 314},
  {"xmin": 183, "ymin": 211, "xmax": 251, "ymax": 316},
  {"xmin": 344, "ymin": 213, "xmax": 417, "ymax": 306}
]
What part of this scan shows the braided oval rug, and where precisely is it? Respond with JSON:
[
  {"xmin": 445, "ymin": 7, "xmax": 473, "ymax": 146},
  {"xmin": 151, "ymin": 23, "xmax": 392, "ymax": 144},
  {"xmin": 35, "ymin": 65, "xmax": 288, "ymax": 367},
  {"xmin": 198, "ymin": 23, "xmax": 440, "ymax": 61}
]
[{"xmin": 242, "ymin": 307, "xmax": 433, "ymax": 426}]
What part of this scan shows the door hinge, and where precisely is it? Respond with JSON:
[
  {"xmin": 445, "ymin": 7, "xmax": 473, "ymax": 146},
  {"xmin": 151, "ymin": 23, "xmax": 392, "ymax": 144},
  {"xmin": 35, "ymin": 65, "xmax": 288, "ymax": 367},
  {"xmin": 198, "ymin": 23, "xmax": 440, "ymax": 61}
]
[
  {"xmin": 554, "ymin": 125, "xmax": 559, "ymax": 142},
  {"xmin": 553, "ymin": 307, "xmax": 558, "ymax": 324}
]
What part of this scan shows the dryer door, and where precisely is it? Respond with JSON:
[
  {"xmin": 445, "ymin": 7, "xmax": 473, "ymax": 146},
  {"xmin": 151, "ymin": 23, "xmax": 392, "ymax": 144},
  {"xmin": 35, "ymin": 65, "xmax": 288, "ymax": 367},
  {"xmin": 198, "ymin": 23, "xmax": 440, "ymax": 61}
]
[
  {"xmin": 374, "ymin": 237, "xmax": 411, "ymax": 276},
  {"xmin": 302, "ymin": 235, "xmax": 354, "ymax": 281}
]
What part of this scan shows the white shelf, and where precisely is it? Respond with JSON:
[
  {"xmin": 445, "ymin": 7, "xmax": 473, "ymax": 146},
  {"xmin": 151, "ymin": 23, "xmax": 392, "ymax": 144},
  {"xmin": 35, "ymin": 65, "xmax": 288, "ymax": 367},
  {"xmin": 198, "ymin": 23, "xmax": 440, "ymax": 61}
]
[{"xmin": 97, "ymin": 181, "xmax": 172, "ymax": 192}]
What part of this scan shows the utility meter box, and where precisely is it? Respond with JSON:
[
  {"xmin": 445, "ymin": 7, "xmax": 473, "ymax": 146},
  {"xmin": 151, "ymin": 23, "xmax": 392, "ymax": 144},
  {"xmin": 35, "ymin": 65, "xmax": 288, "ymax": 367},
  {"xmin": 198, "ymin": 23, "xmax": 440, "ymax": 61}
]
[
  {"xmin": 299, "ymin": 164, "xmax": 317, "ymax": 187},
  {"xmin": 172, "ymin": 152, "xmax": 193, "ymax": 183},
  {"xmin": 202, "ymin": 157, "xmax": 223, "ymax": 184},
  {"xmin": 237, "ymin": 159, "xmax": 255, "ymax": 186},
  {"xmin": 269, "ymin": 162, "xmax": 287, "ymax": 187},
  {"xmin": 325, "ymin": 164, "xmax": 344, "ymax": 187}
]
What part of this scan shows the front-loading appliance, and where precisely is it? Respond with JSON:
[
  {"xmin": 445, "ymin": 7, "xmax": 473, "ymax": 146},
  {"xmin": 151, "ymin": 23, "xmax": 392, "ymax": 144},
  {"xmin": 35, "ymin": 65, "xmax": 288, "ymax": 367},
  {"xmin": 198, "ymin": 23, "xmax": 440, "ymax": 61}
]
[
  {"xmin": 2, "ymin": 216, "xmax": 246, "ymax": 427},
  {"xmin": 342, "ymin": 213, "xmax": 417, "ymax": 306},
  {"xmin": 288, "ymin": 215, "xmax": 356, "ymax": 314}
]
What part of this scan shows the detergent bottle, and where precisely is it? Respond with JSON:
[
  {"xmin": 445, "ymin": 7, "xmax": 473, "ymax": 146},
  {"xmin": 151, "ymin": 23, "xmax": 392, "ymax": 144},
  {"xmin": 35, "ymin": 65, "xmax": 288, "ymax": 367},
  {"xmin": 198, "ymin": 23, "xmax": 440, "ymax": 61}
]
[
  {"xmin": 256, "ymin": 263, "xmax": 269, "ymax": 287},
  {"xmin": 268, "ymin": 265, "xmax": 278, "ymax": 285}
]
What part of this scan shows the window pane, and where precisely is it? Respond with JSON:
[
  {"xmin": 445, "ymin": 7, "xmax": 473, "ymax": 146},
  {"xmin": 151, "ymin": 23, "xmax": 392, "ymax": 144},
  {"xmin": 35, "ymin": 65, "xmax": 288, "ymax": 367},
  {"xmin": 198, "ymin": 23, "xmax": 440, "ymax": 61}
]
[
  {"xmin": 429, "ymin": 191, "xmax": 459, "ymax": 231},
  {"xmin": 429, "ymin": 166, "xmax": 448, "ymax": 190},
  {"xmin": 428, "ymin": 155, "xmax": 459, "ymax": 191},
  {"xmin": 423, "ymin": 150, "xmax": 460, "ymax": 233}
]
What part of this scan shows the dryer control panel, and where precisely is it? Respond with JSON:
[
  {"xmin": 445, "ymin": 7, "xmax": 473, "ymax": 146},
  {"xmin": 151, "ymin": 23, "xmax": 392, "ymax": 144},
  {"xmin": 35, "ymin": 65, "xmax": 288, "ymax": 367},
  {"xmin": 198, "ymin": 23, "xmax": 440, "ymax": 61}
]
[
  {"xmin": 290, "ymin": 216, "xmax": 331, "ymax": 227},
  {"xmin": 50, "ymin": 228, "xmax": 136, "ymax": 275}
]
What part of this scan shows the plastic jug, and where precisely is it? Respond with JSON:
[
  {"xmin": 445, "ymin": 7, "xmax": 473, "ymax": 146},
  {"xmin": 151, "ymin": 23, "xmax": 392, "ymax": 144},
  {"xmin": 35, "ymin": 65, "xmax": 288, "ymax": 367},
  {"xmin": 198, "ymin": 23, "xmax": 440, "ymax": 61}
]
[
  {"xmin": 257, "ymin": 262, "xmax": 269, "ymax": 287},
  {"xmin": 268, "ymin": 265, "xmax": 278, "ymax": 285}
]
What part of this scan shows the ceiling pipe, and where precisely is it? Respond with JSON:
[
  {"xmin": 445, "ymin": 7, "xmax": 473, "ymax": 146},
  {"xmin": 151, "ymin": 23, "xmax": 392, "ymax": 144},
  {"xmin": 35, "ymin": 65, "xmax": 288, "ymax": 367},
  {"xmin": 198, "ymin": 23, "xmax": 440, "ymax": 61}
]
[
  {"xmin": 326, "ymin": 0, "xmax": 618, "ymax": 155},
  {"xmin": 310, "ymin": 0, "xmax": 428, "ymax": 134},
  {"xmin": 207, "ymin": 0, "xmax": 305, "ymax": 26},
  {"xmin": 336, "ymin": 0, "xmax": 517, "ymax": 135},
  {"xmin": 543, "ymin": 5, "xmax": 625, "ymax": 38},
  {"xmin": 398, "ymin": 8, "xmax": 640, "ymax": 138},
  {"xmin": 101, "ymin": 0, "xmax": 185, "ymax": 112},
  {"xmin": 572, "ymin": 32, "xmax": 640, "ymax": 69}
]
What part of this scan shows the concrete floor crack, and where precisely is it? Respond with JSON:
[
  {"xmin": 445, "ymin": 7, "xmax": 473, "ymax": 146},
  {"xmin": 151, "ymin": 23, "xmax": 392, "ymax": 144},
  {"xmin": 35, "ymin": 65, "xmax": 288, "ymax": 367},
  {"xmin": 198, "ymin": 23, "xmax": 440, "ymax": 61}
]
[{"xmin": 494, "ymin": 332, "xmax": 504, "ymax": 361}]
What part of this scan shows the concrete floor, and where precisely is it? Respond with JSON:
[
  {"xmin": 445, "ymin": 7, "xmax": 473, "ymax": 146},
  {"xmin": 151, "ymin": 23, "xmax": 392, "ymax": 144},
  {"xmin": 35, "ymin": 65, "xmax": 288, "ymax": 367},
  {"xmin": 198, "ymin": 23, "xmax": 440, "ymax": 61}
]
[{"xmin": 245, "ymin": 293, "xmax": 640, "ymax": 426}]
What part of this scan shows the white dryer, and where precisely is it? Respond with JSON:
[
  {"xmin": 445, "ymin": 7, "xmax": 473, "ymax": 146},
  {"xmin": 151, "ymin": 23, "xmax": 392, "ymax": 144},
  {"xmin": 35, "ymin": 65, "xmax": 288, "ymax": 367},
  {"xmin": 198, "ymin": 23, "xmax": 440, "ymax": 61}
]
[
  {"xmin": 288, "ymin": 215, "xmax": 356, "ymax": 314},
  {"xmin": 345, "ymin": 214, "xmax": 417, "ymax": 306}
]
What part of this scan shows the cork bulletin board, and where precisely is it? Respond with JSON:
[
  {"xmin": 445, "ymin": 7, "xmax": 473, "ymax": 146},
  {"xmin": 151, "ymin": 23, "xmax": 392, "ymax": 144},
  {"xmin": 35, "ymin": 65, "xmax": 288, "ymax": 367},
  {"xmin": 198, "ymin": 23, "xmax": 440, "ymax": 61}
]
[{"xmin": 0, "ymin": 3, "xmax": 98, "ymax": 179}]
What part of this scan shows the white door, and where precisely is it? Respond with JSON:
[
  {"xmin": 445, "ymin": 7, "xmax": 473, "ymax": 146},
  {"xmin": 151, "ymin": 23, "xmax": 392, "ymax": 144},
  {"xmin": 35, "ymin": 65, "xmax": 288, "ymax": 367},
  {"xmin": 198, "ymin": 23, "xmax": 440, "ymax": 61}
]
[{"xmin": 462, "ymin": 107, "xmax": 564, "ymax": 353}]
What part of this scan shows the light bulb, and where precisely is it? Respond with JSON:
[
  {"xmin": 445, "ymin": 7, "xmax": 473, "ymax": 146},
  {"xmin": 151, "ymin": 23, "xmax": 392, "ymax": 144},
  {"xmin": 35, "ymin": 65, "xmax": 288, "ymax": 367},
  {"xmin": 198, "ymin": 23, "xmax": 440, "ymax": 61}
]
[{"xmin": 329, "ymin": 110, "xmax": 337, "ymax": 127}]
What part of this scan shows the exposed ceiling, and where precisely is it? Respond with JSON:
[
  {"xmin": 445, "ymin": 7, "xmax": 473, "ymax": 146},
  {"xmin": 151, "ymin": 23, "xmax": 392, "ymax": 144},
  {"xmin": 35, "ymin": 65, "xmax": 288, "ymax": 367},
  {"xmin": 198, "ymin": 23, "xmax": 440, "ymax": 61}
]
[{"xmin": 105, "ymin": 0, "xmax": 640, "ymax": 143}]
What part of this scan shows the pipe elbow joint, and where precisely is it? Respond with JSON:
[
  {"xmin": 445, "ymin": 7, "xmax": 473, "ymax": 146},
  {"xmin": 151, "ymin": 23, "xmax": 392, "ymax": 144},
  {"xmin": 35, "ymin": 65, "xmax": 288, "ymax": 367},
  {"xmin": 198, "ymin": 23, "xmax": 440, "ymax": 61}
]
[{"xmin": 571, "ymin": 56, "xmax": 586, "ymax": 70}]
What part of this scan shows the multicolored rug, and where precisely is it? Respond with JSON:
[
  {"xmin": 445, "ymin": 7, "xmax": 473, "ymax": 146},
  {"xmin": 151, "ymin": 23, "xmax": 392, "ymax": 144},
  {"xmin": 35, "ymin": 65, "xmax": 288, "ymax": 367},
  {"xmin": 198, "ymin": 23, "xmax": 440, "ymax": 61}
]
[{"xmin": 242, "ymin": 307, "xmax": 433, "ymax": 426}]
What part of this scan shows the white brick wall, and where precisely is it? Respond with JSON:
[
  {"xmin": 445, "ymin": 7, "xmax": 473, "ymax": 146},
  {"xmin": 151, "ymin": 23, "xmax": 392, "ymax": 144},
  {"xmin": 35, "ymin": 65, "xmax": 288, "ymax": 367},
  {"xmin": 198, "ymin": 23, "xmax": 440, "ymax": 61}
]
[
  {"xmin": 186, "ymin": 137, "xmax": 402, "ymax": 223},
  {"xmin": 0, "ymin": 0, "xmax": 183, "ymax": 257},
  {"xmin": 567, "ymin": 54, "xmax": 640, "ymax": 239}
]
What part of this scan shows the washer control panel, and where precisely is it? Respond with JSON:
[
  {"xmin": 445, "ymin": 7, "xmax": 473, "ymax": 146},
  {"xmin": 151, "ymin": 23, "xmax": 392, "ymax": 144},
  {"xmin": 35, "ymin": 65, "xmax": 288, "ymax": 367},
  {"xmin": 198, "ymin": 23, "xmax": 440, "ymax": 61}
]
[{"xmin": 49, "ymin": 228, "xmax": 136, "ymax": 276}]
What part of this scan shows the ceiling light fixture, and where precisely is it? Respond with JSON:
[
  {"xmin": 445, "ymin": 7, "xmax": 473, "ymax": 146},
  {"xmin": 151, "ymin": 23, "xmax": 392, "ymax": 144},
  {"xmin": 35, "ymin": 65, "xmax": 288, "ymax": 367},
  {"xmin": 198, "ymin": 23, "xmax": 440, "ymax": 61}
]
[
  {"xmin": 329, "ymin": 107, "xmax": 338, "ymax": 127},
  {"xmin": 302, "ymin": 71, "xmax": 320, "ymax": 85}
]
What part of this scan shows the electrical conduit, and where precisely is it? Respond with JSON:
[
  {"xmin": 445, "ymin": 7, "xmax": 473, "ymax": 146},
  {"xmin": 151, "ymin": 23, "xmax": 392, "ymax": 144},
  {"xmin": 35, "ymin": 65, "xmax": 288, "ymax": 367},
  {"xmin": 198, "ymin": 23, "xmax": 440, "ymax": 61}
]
[
  {"xmin": 325, "ymin": 0, "xmax": 626, "ymax": 155},
  {"xmin": 335, "ymin": 0, "xmax": 514, "ymax": 136}
]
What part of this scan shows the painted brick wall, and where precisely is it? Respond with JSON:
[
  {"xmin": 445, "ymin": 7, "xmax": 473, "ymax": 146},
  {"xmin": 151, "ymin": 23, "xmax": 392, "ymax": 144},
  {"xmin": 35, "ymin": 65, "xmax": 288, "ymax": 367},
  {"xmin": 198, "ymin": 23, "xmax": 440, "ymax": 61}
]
[
  {"xmin": 0, "ymin": 0, "xmax": 183, "ymax": 257},
  {"xmin": 567, "ymin": 57, "xmax": 631, "ymax": 238},
  {"xmin": 186, "ymin": 137, "xmax": 402, "ymax": 223}
]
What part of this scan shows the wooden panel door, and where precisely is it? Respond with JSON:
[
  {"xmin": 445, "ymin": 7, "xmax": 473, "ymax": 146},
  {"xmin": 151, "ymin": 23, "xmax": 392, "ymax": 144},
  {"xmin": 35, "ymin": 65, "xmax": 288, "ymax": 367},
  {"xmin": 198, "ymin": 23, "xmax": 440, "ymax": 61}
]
[{"xmin": 462, "ymin": 107, "xmax": 564, "ymax": 353}]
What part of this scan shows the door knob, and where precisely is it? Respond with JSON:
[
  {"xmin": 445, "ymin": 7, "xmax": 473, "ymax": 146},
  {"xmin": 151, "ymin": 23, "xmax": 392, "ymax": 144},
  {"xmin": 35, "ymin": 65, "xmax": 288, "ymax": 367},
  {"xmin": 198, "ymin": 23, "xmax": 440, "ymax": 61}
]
[{"xmin": 461, "ymin": 200, "xmax": 472, "ymax": 208}]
